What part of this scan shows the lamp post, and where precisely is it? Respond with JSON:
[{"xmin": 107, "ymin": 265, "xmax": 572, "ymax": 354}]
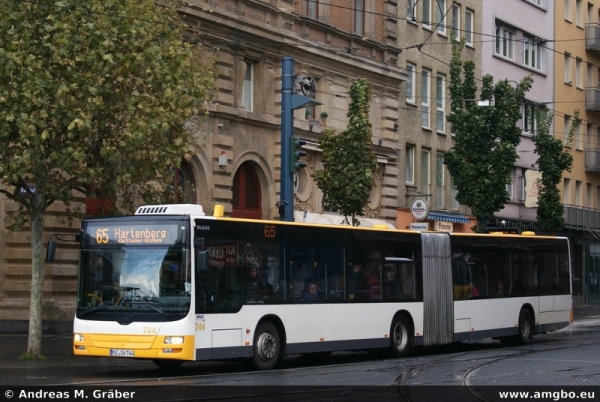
[{"xmin": 279, "ymin": 57, "xmax": 321, "ymax": 221}]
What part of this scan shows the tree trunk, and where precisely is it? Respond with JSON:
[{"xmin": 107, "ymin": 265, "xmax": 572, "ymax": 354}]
[{"xmin": 27, "ymin": 192, "xmax": 46, "ymax": 358}]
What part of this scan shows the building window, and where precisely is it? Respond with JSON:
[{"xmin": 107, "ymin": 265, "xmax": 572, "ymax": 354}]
[
  {"xmin": 587, "ymin": 183, "xmax": 593, "ymax": 208},
  {"xmin": 421, "ymin": 149, "xmax": 431, "ymax": 196},
  {"xmin": 422, "ymin": 0, "xmax": 431, "ymax": 28},
  {"xmin": 437, "ymin": 0, "xmax": 446, "ymax": 35},
  {"xmin": 421, "ymin": 68, "xmax": 431, "ymax": 128},
  {"xmin": 465, "ymin": 9, "xmax": 473, "ymax": 45},
  {"xmin": 576, "ymin": 58, "xmax": 583, "ymax": 88},
  {"xmin": 576, "ymin": 0, "xmax": 583, "ymax": 26},
  {"xmin": 407, "ymin": 0, "xmax": 416, "ymax": 21},
  {"xmin": 563, "ymin": 178, "xmax": 571, "ymax": 205},
  {"xmin": 506, "ymin": 169, "xmax": 514, "ymax": 201},
  {"xmin": 305, "ymin": 78, "xmax": 319, "ymax": 120},
  {"xmin": 304, "ymin": 0, "xmax": 318, "ymax": 19},
  {"xmin": 451, "ymin": 177, "xmax": 459, "ymax": 211},
  {"xmin": 576, "ymin": 119, "xmax": 583, "ymax": 150},
  {"xmin": 406, "ymin": 145, "xmax": 415, "ymax": 185},
  {"xmin": 243, "ymin": 61, "xmax": 254, "ymax": 111},
  {"xmin": 436, "ymin": 74, "xmax": 445, "ymax": 133},
  {"xmin": 575, "ymin": 180, "xmax": 582, "ymax": 206},
  {"xmin": 564, "ymin": 114, "xmax": 571, "ymax": 145},
  {"xmin": 354, "ymin": 0, "xmax": 365, "ymax": 36},
  {"xmin": 564, "ymin": 53, "xmax": 572, "ymax": 84},
  {"xmin": 451, "ymin": 3, "xmax": 460, "ymax": 39},
  {"xmin": 523, "ymin": 35, "xmax": 543, "ymax": 71},
  {"xmin": 565, "ymin": 0, "xmax": 572, "ymax": 21},
  {"xmin": 406, "ymin": 63, "xmax": 416, "ymax": 103},
  {"xmin": 495, "ymin": 23, "xmax": 514, "ymax": 59},
  {"xmin": 522, "ymin": 103, "xmax": 538, "ymax": 135},
  {"xmin": 436, "ymin": 153, "xmax": 445, "ymax": 209}
]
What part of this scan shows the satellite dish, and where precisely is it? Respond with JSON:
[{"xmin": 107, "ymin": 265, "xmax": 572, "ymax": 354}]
[{"xmin": 296, "ymin": 75, "xmax": 317, "ymax": 97}]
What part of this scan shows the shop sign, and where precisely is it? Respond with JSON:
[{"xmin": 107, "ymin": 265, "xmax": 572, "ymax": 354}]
[
  {"xmin": 410, "ymin": 222, "xmax": 429, "ymax": 231},
  {"xmin": 434, "ymin": 221, "xmax": 453, "ymax": 232},
  {"xmin": 410, "ymin": 198, "xmax": 429, "ymax": 221}
]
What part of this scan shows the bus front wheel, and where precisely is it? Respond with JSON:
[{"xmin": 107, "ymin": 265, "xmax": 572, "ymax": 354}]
[
  {"xmin": 390, "ymin": 315, "xmax": 412, "ymax": 357},
  {"xmin": 252, "ymin": 322, "xmax": 280, "ymax": 370}
]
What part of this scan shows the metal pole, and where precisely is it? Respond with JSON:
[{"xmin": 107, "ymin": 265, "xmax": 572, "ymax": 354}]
[{"xmin": 280, "ymin": 57, "xmax": 294, "ymax": 222}]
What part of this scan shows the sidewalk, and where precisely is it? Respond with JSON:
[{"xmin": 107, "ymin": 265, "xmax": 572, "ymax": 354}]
[{"xmin": 1, "ymin": 305, "xmax": 599, "ymax": 367}]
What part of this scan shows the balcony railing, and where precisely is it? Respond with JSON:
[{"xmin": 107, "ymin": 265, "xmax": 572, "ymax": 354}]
[
  {"xmin": 586, "ymin": 149, "xmax": 600, "ymax": 173},
  {"xmin": 585, "ymin": 87, "xmax": 600, "ymax": 112},
  {"xmin": 564, "ymin": 205, "xmax": 600, "ymax": 230},
  {"xmin": 586, "ymin": 23, "xmax": 600, "ymax": 53}
]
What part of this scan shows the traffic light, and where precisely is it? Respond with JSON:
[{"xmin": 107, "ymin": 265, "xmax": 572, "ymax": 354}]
[{"xmin": 290, "ymin": 137, "xmax": 307, "ymax": 172}]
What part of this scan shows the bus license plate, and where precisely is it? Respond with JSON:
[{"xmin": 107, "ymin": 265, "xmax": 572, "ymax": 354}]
[{"xmin": 110, "ymin": 349, "xmax": 134, "ymax": 357}]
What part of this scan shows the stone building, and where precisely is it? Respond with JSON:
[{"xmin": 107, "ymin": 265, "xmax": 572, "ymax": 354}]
[{"xmin": 0, "ymin": 0, "xmax": 404, "ymax": 330}]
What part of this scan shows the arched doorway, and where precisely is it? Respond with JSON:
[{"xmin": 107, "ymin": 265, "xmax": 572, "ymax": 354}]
[{"xmin": 232, "ymin": 162, "xmax": 262, "ymax": 219}]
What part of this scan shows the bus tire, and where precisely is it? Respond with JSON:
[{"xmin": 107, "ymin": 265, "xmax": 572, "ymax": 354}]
[
  {"xmin": 515, "ymin": 308, "xmax": 534, "ymax": 344},
  {"xmin": 390, "ymin": 315, "xmax": 412, "ymax": 358},
  {"xmin": 152, "ymin": 359, "xmax": 184, "ymax": 370},
  {"xmin": 252, "ymin": 322, "xmax": 280, "ymax": 370}
]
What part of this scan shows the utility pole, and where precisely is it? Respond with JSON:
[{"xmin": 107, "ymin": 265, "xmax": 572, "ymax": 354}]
[{"xmin": 279, "ymin": 57, "xmax": 321, "ymax": 221}]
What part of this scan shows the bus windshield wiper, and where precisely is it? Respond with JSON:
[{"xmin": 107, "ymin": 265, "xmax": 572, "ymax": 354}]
[
  {"xmin": 128, "ymin": 299, "xmax": 169, "ymax": 317},
  {"xmin": 79, "ymin": 304, "xmax": 105, "ymax": 317}
]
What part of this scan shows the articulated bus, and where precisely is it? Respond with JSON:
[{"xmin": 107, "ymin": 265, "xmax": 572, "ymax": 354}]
[{"xmin": 73, "ymin": 204, "xmax": 572, "ymax": 370}]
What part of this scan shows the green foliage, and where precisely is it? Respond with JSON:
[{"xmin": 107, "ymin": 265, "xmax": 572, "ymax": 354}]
[
  {"xmin": 444, "ymin": 42, "xmax": 533, "ymax": 232},
  {"xmin": 532, "ymin": 109, "xmax": 574, "ymax": 234},
  {"xmin": 0, "ymin": 0, "xmax": 214, "ymax": 221},
  {"xmin": 0, "ymin": 0, "xmax": 213, "ymax": 358},
  {"xmin": 313, "ymin": 78, "xmax": 378, "ymax": 226}
]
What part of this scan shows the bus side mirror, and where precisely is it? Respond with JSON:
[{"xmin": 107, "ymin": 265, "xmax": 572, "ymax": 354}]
[{"xmin": 46, "ymin": 240, "xmax": 56, "ymax": 262}]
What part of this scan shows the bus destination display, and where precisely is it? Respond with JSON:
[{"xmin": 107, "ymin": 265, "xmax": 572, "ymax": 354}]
[{"xmin": 84, "ymin": 222, "xmax": 184, "ymax": 246}]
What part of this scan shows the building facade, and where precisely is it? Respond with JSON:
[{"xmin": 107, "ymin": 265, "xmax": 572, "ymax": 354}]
[
  {"xmin": 395, "ymin": 0, "xmax": 482, "ymax": 232},
  {"xmin": 555, "ymin": 0, "xmax": 600, "ymax": 304},
  {"xmin": 481, "ymin": 0, "xmax": 555, "ymax": 230},
  {"xmin": 1, "ymin": 0, "xmax": 414, "ymax": 330}
]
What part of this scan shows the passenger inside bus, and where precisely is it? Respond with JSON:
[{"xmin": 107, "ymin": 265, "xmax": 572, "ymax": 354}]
[
  {"xmin": 245, "ymin": 266, "xmax": 269, "ymax": 301},
  {"xmin": 348, "ymin": 264, "xmax": 367, "ymax": 300},
  {"xmin": 401, "ymin": 263, "xmax": 415, "ymax": 299},
  {"xmin": 492, "ymin": 279, "xmax": 506, "ymax": 297},
  {"xmin": 302, "ymin": 282, "xmax": 323, "ymax": 302}
]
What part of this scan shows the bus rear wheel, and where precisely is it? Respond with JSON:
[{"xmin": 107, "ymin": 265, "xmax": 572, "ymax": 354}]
[
  {"xmin": 252, "ymin": 322, "xmax": 280, "ymax": 370},
  {"xmin": 152, "ymin": 359, "xmax": 184, "ymax": 370},
  {"xmin": 390, "ymin": 315, "xmax": 412, "ymax": 357}
]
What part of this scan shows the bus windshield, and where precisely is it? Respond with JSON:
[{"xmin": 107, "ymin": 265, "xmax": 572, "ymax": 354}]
[
  {"xmin": 77, "ymin": 217, "xmax": 191, "ymax": 321},
  {"xmin": 78, "ymin": 247, "xmax": 191, "ymax": 319}
]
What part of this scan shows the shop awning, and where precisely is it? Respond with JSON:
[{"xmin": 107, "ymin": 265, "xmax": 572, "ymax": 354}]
[{"xmin": 427, "ymin": 211, "xmax": 470, "ymax": 224}]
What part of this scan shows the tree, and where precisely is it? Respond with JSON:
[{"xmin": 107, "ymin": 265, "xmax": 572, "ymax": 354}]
[
  {"xmin": 531, "ymin": 108, "xmax": 575, "ymax": 234},
  {"xmin": 313, "ymin": 78, "xmax": 378, "ymax": 226},
  {"xmin": 0, "ymin": 0, "xmax": 214, "ymax": 358},
  {"xmin": 444, "ymin": 42, "xmax": 533, "ymax": 232}
]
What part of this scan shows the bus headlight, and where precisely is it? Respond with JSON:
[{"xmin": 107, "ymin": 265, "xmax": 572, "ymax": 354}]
[
  {"xmin": 165, "ymin": 336, "xmax": 184, "ymax": 345},
  {"xmin": 74, "ymin": 333, "xmax": 84, "ymax": 342}
]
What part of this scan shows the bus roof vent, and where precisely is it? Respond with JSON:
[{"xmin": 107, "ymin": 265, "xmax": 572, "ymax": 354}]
[{"xmin": 135, "ymin": 204, "xmax": 205, "ymax": 216}]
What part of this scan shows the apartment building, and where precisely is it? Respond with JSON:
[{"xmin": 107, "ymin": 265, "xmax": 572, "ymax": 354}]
[
  {"xmin": 395, "ymin": 0, "xmax": 482, "ymax": 231},
  {"xmin": 556, "ymin": 0, "xmax": 600, "ymax": 303},
  {"xmin": 481, "ymin": 0, "xmax": 555, "ymax": 231}
]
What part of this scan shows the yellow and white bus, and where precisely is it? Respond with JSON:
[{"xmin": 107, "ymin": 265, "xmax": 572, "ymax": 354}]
[{"xmin": 73, "ymin": 204, "xmax": 572, "ymax": 370}]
